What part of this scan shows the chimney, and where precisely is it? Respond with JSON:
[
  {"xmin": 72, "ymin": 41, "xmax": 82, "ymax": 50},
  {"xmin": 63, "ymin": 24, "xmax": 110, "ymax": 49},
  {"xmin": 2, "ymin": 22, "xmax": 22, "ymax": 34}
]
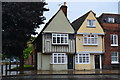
[{"xmin": 60, "ymin": 2, "xmax": 67, "ymax": 17}]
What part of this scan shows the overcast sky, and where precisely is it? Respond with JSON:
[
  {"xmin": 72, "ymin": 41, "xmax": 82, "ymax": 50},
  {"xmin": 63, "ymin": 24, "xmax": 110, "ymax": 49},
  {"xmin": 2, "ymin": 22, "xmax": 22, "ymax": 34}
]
[{"xmin": 35, "ymin": 0, "xmax": 120, "ymax": 35}]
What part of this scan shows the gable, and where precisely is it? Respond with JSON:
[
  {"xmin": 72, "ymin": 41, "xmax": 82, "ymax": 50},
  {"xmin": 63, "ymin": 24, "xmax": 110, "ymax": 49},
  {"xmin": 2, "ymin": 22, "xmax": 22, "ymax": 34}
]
[
  {"xmin": 77, "ymin": 12, "xmax": 104, "ymax": 34},
  {"xmin": 43, "ymin": 10, "xmax": 74, "ymax": 33}
]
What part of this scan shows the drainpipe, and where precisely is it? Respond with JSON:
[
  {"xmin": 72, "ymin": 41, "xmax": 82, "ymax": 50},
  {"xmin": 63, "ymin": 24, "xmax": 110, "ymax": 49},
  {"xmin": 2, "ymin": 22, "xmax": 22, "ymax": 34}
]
[{"xmin": 74, "ymin": 32, "xmax": 77, "ymax": 70}]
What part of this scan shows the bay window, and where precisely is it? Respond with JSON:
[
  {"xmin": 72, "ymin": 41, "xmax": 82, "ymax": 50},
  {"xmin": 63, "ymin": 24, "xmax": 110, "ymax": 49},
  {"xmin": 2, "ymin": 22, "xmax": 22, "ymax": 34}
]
[
  {"xmin": 83, "ymin": 34, "xmax": 98, "ymax": 45},
  {"xmin": 50, "ymin": 53, "xmax": 67, "ymax": 64},
  {"xmin": 75, "ymin": 53, "xmax": 90, "ymax": 64},
  {"xmin": 52, "ymin": 34, "xmax": 68, "ymax": 44}
]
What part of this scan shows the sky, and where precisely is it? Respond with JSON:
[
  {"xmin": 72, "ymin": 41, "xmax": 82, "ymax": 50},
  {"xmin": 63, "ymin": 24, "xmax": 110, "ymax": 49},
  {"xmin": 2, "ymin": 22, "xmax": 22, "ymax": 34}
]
[{"xmin": 35, "ymin": 0, "xmax": 120, "ymax": 36}]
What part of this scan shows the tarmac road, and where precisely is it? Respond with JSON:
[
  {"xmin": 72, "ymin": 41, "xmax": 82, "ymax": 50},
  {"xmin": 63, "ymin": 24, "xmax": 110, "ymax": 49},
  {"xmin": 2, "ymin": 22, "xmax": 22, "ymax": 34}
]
[{"xmin": 1, "ymin": 74, "xmax": 120, "ymax": 80}]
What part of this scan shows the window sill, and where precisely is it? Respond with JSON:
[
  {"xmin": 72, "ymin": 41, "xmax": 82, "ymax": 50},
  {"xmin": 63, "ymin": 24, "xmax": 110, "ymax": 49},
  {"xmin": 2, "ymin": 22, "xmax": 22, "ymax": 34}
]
[
  {"xmin": 111, "ymin": 62, "xmax": 119, "ymax": 64},
  {"xmin": 52, "ymin": 43, "xmax": 69, "ymax": 45},
  {"xmin": 75, "ymin": 63, "xmax": 90, "ymax": 64},
  {"xmin": 87, "ymin": 26, "xmax": 96, "ymax": 28},
  {"xmin": 83, "ymin": 44, "xmax": 98, "ymax": 46},
  {"xmin": 111, "ymin": 44, "xmax": 118, "ymax": 47},
  {"xmin": 50, "ymin": 63, "xmax": 67, "ymax": 64}
]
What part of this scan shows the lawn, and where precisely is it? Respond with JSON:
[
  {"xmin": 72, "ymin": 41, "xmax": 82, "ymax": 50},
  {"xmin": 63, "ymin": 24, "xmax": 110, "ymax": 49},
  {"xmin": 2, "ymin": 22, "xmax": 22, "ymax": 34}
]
[{"xmin": 10, "ymin": 64, "xmax": 34, "ymax": 71}]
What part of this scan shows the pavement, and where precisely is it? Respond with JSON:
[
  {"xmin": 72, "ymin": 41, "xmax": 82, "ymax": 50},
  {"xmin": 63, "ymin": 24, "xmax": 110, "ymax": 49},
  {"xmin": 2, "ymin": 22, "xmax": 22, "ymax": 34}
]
[
  {"xmin": 1, "ymin": 69, "xmax": 120, "ymax": 76},
  {"xmin": 1, "ymin": 69, "xmax": 120, "ymax": 80}
]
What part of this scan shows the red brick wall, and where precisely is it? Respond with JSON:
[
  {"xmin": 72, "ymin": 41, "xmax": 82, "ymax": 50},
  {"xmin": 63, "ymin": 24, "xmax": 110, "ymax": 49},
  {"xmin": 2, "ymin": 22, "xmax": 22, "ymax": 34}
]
[{"xmin": 102, "ymin": 22, "xmax": 120, "ymax": 69}]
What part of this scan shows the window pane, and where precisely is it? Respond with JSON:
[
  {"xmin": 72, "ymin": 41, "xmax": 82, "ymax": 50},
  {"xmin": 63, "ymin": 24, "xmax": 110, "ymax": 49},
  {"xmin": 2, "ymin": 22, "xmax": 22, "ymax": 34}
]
[
  {"xmin": 58, "ymin": 57, "xmax": 61, "ymax": 63},
  {"xmin": 53, "ymin": 37, "xmax": 56, "ymax": 43},
  {"xmin": 54, "ymin": 57, "xmax": 57, "ymax": 63},
  {"xmin": 61, "ymin": 37, "xmax": 64, "ymax": 43},
  {"xmin": 65, "ymin": 37, "xmax": 68, "ymax": 43},
  {"xmin": 112, "ymin": 52, "xmax": 117, "ymax": 56},
  {"xmin": 88, "ymin": 38, "xmax": 91, "ymax": 44},
  {"xmin": 79, "ymin": 57, "xmax": 82, "ymax": 63},
  {"xmin": 84, "ymin": 37, "xmax": 87, "ymax": 44},
  {"xmin": 111, "ymin": 52, "xmax": 118, "ymax": 63},
  {"xmin": 114, "ymin": 35, "xmax": 117, "ymax": 44},
  {"xmin": 62, "ymin": 57, "xmax": 64, "ymax": 63},
  {"xmin": 76, "ymin": 55, "xmax": 78, "ymax": 63},
  {"xmin": 57, "ymin": 37, "xmax": 60, "ymax": 43}
]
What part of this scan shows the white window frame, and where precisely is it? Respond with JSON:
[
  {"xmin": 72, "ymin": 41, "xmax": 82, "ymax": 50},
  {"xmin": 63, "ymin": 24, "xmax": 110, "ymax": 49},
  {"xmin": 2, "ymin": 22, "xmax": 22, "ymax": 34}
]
[
  {"xmin": 108, "ymin": 18, "xmax": 115, "ymax": 23},
  {"xmin": 50, "ymin": 53, "xmax": 67, "ymax": 64},
  {"xmin": 110, "ymin": 34, "xmax": 118, "ymax": 46},
  {"xmin": 52, "ymin": 34, "xmax": 68, "ymax": 45},
  {"xmin": 75, "ymin": 53, "xmax": 90, "ymax": 64},
  {"xmin": 111, "ymin": 52, "xmax": 119, "ymax": 64},
  {"xmin": 87, "ymin": 19, "xmax": 96, "ymax": 28},
  {"xmin": 83, "ymin": 34, "xmax": 98, "ymax": 45}
]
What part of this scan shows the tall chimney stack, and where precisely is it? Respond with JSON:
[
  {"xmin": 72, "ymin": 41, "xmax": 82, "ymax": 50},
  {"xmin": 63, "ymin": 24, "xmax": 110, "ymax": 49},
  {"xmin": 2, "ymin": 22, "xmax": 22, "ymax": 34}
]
[{"xmin": 60, "ymin": 2, "xmax": 67, "ymax": 17}]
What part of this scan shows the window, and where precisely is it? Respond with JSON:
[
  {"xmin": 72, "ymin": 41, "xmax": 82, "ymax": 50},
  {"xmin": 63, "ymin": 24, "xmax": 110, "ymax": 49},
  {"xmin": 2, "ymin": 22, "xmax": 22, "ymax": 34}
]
[
  {"xmin": 75, "ymin": 53, "xmax": 90, "ymax": 64},
  {"xmin": 110, "ymin": 34, "xmax": 118, "ymax": 46},
  {"xmin": 52, "ymin": 34, "xmax": 68, "ymax": 44},
  {"xmin": 87, "ymin": 19, "xmax": 96, "ymax": 27},
  {"xmin": 108, "ymin": 18, "xmax": 115, "ymax": 23},
  {"xmin": 50, "ymin": 53, "xmax": 67, "ymax": 64},
  {"xmin": 111, "ymin": 52, "xmax": 119, "ymax": 64},
  {"xmin": 83, "ymin": 34, "xmax": 98, "ymax": 45}
]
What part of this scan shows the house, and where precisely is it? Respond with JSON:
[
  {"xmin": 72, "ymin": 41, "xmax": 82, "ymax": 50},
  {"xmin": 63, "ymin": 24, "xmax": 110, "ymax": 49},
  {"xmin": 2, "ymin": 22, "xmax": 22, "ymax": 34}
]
[
  {"xmin": 71, "ymin": 11, "xmax": 105, "ymax": 70},
  {"xmin": 33, "ymin": 3, "xmax": 75, "ymax": 70},
  {"xmin": 98, "ymin": 13, "xmax": 120, "ymax": 69}
]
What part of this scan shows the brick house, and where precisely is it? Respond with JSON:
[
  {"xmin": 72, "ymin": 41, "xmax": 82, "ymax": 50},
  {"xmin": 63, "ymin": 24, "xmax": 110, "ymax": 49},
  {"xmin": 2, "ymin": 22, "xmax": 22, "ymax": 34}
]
[{"xmin": 98, "ymin": 13, "xmax": 120, "ymax": 69}]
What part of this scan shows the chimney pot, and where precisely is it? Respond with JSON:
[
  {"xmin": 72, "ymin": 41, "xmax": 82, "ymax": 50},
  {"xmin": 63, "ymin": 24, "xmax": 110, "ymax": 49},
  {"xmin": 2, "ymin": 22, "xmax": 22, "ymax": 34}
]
[
  {"xmin": 60, "ymin": 2, "xmax": 67, "ymax": 17},
  {"xmin": 64, "ymin": 2, "xmax": 66, "ymax": 6}
]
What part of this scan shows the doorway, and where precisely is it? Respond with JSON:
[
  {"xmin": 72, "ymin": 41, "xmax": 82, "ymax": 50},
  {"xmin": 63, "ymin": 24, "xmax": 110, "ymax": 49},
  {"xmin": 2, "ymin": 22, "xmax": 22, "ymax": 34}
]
[
  {"xmin": 68, "ymin": 55, "xmax": 73, "ymax": 69},
  {"xmin": 95, "ymin": 55, "xmax": 100, "ymax": 69}
]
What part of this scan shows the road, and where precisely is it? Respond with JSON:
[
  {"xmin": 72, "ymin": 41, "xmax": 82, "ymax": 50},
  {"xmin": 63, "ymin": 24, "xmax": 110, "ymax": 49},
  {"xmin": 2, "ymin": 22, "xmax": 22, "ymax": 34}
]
[{"xmin": 1, "ymin": 74, "xmax": 120, "ymax": 80}]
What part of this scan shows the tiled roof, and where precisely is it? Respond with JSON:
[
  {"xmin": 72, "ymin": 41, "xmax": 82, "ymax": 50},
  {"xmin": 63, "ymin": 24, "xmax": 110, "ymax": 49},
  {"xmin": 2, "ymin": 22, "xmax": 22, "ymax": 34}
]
[{"xmin": 71, "ymin": 10, "xmax": 96, "ymax": 32}]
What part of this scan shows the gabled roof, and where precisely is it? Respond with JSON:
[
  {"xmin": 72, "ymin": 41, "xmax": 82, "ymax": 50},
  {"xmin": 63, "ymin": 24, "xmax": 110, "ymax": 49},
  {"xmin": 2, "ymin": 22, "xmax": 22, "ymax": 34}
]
[
  {"xmin": 71, "ymin": 10, "xmax": 96, "ymax": 32},
  {"xmin": 43, "ymin": 9, "xmax": 74, "ymax": 33},
  {"xmin": 99, "ymin": 13, "xmax": 120, "ymax": 18},
  {"xmin": 40, "ymin": 10, "xmax": 60, "ymax": 34},
  {"xmin": 32, "ymin": 10, "xmax": 59, "ymax": 43},
  {"xmin": 33, "ymin": 6, "xmax": 74, "ymax": 43}
]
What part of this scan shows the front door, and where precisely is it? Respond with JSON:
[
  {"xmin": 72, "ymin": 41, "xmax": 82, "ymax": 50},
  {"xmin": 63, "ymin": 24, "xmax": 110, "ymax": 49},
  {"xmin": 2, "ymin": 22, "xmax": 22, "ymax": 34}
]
[
  {"xmin": 68, "ymin": 55, "xmax": 73, "ymax": 69},
  {"xmin": 95, "ymin": 55, "xmax": 100, "ymax": 69}
]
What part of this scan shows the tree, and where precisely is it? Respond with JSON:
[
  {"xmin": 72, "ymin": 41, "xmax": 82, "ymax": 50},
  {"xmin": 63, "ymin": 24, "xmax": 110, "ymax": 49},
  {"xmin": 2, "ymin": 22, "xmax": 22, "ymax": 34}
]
[
  {"xmin": 2, "ymin": 2, "xmax": 49, "ymax": 71},
  {"xmin": 23, "ymin": 37, "xmax": 35, "ymax": 60}
]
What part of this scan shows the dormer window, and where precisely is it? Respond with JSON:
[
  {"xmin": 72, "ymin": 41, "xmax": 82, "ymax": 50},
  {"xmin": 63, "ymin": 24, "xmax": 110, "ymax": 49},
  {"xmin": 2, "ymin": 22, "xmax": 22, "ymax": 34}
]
[
  {"xmin": 52, "ymin": 33, "xmax": 68, "ymax": 44},
  {"xmin": 108, "ymin": 18, "xmax": 115, "ymax": 23},
  {"xmin": 87, "ymin": 19, "xmax": 96, "ymax": 28}
]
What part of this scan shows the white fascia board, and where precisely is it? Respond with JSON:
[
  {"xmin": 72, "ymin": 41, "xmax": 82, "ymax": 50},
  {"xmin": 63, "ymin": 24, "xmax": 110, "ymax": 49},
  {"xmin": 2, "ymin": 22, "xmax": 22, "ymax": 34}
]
[
  {"xmin": 76, "ymin": 51, "xmax": 104, "ymax": 54},
  {"xmin": 43, "ymin": 31, "xmax": 74, "ymax": 34},
  {"xmin": 77, "ymin": 32, "xmax": 105, "ymax": 35}
]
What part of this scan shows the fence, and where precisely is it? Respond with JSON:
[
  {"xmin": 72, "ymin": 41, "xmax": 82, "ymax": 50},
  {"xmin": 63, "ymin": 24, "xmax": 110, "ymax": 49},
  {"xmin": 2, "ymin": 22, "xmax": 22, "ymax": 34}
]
[{"xmin": 1, "ymin": 62, "xmax": 20, "ymax": 76}]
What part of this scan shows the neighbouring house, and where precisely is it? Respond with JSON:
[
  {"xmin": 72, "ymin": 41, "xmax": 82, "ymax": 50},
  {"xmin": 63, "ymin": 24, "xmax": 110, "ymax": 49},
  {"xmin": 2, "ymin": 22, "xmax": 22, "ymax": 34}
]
[
  {"xmin": 71, "ymin": 10, "xmax": 105, "ymax": 70},
  {"xmin": 33, "ymin": 3, "xmax": 75, "ymax": 70},
  {"xmin": 98, "ymin": 13, "xmax": 120, "ymax": 69}
]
